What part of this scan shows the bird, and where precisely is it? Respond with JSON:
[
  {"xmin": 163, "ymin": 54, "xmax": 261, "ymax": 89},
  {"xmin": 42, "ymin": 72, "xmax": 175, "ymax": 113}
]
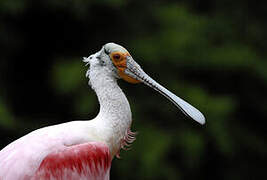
[{"xmin": 0, "ymin": 42, "xmax": 205, "ymax": 180}]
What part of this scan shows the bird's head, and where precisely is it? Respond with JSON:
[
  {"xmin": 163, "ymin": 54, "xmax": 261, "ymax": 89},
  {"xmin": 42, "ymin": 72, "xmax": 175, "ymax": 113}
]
[
  {"xmin": 84, "ymin": 42, "xmax": 205, "ymax": 125},
  {"xmin": 84, "ymin": 43, "xmax": 141, "ymax": 84}
]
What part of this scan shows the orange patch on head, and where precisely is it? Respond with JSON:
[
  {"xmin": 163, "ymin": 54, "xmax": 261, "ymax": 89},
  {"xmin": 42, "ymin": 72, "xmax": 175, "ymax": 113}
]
[
  {"xmin": 118, "ymin": 71, "xmax": 140, "ymax": 84},
  {"xmin": 110, "ymin": 52, "xmax": 140, "ymax": 84},
  {"xmin": 110, "ymin": 52, "xmax": 127, "ymax": 72}
]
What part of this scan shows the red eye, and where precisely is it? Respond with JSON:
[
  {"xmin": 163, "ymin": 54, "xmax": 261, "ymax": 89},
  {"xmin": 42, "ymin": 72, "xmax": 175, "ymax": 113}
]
[{"xmin": 113, "ymin": 54, "xmax": 121, "ymax": 60}]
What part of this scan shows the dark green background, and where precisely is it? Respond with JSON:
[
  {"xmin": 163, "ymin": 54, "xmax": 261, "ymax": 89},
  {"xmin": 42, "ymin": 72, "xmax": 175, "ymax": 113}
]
[{"xmin": 0, "ymin": 0, "xmax": 266, "ymax": 179}]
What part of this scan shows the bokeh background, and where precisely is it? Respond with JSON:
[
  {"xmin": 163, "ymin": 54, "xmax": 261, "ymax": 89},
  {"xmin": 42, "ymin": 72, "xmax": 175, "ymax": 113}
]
[{"xmin": 0, "ymin": 0, "xmax": 267, "ymax": 179}]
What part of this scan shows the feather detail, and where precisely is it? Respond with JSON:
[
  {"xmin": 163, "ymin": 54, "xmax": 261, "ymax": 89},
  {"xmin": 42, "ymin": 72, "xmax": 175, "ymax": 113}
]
[
  {"xmin": 83, "ymin": 56, "xmax": 90, "ymax": 66},
  {"xmin": 33, "ymin": 142, "xmax": 111, "ymax": 180},
  {"xmin": 116, "ymin": 128, "xmax": 137, "ymax": 158}
]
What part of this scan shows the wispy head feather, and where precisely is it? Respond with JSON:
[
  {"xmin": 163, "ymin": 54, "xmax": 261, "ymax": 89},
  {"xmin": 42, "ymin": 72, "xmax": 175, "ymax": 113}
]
[{"xmin": 83, "ymin": 57, "xmax": 90, "ymax": 66}]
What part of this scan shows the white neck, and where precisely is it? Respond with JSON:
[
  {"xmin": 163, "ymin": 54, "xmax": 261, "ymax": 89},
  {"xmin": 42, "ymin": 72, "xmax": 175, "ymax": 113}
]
[{"xmin": 88, "ymin": 65, "xmax": 132, "ymax": 157}]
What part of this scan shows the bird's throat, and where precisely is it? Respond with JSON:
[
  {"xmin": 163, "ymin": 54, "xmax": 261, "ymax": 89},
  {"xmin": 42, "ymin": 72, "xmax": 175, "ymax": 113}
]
[{"xmin": 88, "ymin": 66, "xmax": 133, "ymax": 157}]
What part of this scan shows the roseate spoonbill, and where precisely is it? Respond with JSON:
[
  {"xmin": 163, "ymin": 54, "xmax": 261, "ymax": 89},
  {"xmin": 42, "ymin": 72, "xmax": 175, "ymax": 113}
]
[{"xmin": 0, "ymin": 43, "xmax": 205, "ymax": 180}]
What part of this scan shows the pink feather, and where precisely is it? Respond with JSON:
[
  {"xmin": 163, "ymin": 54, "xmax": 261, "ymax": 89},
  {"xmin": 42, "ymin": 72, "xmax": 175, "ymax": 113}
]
[
  {"xmin": 33, "ymin": 142, "xmax": 111, "ymax": 180},
  {"xmin": 0, "ymin": 128, "xmax": 112, "ymax": 180}
]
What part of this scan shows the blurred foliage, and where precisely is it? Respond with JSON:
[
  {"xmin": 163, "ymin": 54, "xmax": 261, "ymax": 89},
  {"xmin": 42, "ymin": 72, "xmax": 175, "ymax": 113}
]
[
  {"xmin": 51, "ymin": 59, "xmax": 84, "ymax": 94},
  {"xmin": 0, "ymin": 97, "xmax": 15, "ymax": 128},
  {"xmin": 0, "ymin": 0, "xmax": 267, "ymax": 179}
]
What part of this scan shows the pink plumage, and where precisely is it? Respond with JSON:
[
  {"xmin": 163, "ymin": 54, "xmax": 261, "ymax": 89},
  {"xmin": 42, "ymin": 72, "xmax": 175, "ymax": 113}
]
[
  {"xmin": 0, "ymin": 127, "xmax": 112, "ymax": 180},
  {"xmin": 33, "ymin": 142, "xmax": 111, "ymax": 180}
]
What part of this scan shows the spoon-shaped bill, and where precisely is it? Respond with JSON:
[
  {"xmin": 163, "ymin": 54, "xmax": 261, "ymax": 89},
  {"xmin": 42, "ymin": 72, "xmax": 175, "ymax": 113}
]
[{"xmin": 125, "ymin": 57, "xmax": 205, "ymax": 125}]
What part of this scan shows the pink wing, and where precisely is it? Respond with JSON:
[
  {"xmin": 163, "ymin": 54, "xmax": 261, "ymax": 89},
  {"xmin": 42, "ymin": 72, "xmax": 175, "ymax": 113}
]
[{"xmin": 32, "ymin": 142, "xmax": 112, "ymax": 180}]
